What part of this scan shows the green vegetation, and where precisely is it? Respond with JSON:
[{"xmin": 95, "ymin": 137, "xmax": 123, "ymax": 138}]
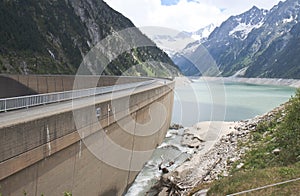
[
  {"xmin": 208, "ymin": 163, "xmax": 300, "ymax": 195},
  {"xmin": 208, "ymin": 89, "xmax": 300, "ymax": 195},
  {"xmin": 0, "ymin": 0, "xmax": 179, "ymax": 77}
]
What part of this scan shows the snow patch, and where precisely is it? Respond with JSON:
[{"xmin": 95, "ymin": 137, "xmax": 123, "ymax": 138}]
[
  {"xmin": 283, "ymin": 16, "xmax": 294, "ymax": 23},
  {"xmin": 191, "ymin": 34, "xmax": 201, "ymax": 40},
  {"xmin": 87, "ymin": 40, "xmax": 91, "ymax": 47},
  {"xmin": 229, "ymin": 21, "xmax": 263, "ymax": 40},
  {"xmin": 181, "ymin": 42, "xmax": 200, "ymax": 54},
  {"xmin": 235, "ymin": 17, "xmax": 242, "ymax": 22},
  {"xmin": 231, "ymin": 66, "xmax": 249, "ymax": 77}
]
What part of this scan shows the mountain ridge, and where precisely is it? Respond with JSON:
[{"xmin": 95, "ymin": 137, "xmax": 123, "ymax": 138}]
[{"xmin": 171, "ymin": 0, "xmax": 300, "ymax": 79}]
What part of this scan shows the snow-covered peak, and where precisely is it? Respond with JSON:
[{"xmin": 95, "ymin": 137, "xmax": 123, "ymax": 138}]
[
  {"xmin": 229, "ymin": 6, "xmax": 267, "ymax": 40},
  {"xmin": 208, "ymin": 6, "xmax": 267, "ymax": 42},
  {"xmin": 193, "ymin": 24, "xmax": 216, "ymax": 40},
  {"xmin": 141, "ymin": 24, "xmax": 216, "ymax": 54},
  {"xmin": 174, "ymin": 24, "xmax": 216, "ymax": 42},
  {"xmin": 229, "ymin": 20, "xmax": 264, "ymax": 40}
]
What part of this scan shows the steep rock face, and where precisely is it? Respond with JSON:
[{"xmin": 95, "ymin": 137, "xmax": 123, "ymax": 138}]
[
  {"xmin": 202, "ymin": 6, "xmax": 267, "ymax": 76},
  {"xmin": 0, "ymin": 0, "xmax": 179, "ymax": 77},
  {"xmin": 244, "ymin": 0, "xmax": 300, "ymax": 78},
  {"xmin": 185, "ymin": 0, "xmax": 300, "ymax": 78}
]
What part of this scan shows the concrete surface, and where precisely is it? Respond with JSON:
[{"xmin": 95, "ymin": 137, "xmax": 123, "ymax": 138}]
[{"xmin": 0, "ymin": 76, "xmax": 174, "ymax": 196}]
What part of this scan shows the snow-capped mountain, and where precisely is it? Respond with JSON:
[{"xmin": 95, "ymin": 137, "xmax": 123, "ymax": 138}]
[
  {"xmin": 184, "ymin": 0, "xmax": 300, "ymax": 78},
  {"xmin": 141, "ymin": 24, "xmax": 215, "ymax": 56},
  {"xmin": 176, "ymin": 24, "xmax": 216, "ymax": 41},
  {"xmin": 141, "ymin": 24, "xmax": 216, "ymax": 76},
  {"xmin": 209, "ymin": 6, "xmax": 267, "ymax": 41}
]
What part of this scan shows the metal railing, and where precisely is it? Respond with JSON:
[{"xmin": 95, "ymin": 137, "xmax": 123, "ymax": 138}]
[{"xmin": 0, "ymin": 80, "xmax": 156, "ymax": 112}]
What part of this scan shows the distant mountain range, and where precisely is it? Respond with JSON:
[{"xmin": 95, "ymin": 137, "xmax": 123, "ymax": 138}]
[
  {"xmin": 143, "ymin": 24, "xmax": 215, "ymax": 76},
  {"xmin": 0, "ymin": 0, "xmax": 179, "ymax": 77},
  {"xmin": 156, "ymin": 0, "xmax": 300, "ymax": 79},
  {"xmin": 144, "ymin": 24, "xmax": 215, "ymax": 55}
]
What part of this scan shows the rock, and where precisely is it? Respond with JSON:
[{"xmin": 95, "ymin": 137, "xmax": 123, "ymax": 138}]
[
  {"xmin": 161, "ymin": 173, "xmax": 170, "ymax": 183},
  {"xmin": 192, "ymin": 189, "xmax": 209, "ymax": 196},
  {"xmin": 182, "ymin": 134, "xmax": 203, "ymax": 148},
  {"xmin": 236, "ymin": 163, "xmax": 244, "ymax": 169},
  {"xmin": 230, "ymin": 137, "xmax": 237, "ymax": 143},
  {"xmin": 272, "ymin": 148, "xmax": 281, "ymax": 155},
  {"xmin": 170, "ymin": 123, "xmax": 183, "ymax": 130},
  {"xmin": 204, "ymin": 175, "xmax": 211, "ymax": 182},
  {"xmin": 262, "ymin": 132, "xmax": 268, "ymax": 138},
  {"xmin": 223, "ymin": 171, "xmax": 229, "ymax": 177},
  {"xmin": 158, "ymin": 187, "xmax": 169, "ymax": 196},
  {"xmin": 162, "ymin": 167, "xmax": 169, "ymax": 174},
  {"xmin": 229, "ymin": 157, "xmax": 238, "ymax": 163},
  {"xmin": 231, "ymin": 130, "xmax": 239, "ymax": 136},
  {"xmin": 168, "ymin": 175, "xmax": 174, "ymax": 182}
]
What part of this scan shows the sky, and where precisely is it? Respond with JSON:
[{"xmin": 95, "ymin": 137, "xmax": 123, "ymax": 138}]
[{"xmin": 105, "ymin": 0, "xmax": 284, "ymax": 32}]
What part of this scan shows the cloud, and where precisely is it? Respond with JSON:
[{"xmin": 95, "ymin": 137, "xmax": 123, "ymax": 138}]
[{"xmin": 105, "ymin": 0, "xmax": 283, "ymax": 32}]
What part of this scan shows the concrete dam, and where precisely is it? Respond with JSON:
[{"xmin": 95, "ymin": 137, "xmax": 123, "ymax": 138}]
[{"xmin": 0, "ymin": 75, "xmax": 175, "ymax": 196}]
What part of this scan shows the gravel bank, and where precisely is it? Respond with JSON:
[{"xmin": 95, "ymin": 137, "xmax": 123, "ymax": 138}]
[
  {"xmin": 200, "ymin": 77, "xmax": 300, "ymax": 88},
  {"xmin": 152, "ymin": 104, "xmax": 286, "ymax": 196}
]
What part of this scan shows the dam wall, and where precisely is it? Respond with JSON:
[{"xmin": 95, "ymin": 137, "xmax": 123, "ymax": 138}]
[
  {"xmin": 0, "ymin": 76, "xmax": 174, "ymax": 196},
  {"xmin": 0, "ymin": 75, "xmax": 151, "ymax": 98}
]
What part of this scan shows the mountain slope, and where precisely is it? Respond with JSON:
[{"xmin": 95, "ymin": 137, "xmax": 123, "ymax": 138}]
[
  {"xmin": 244, "ymin": 0, "xmax": 300, "ymax": 78},
  {"xmin": 202, "ymin": 6, "xmax": 267, "ymax": 76},
  {"xmin": 186, "ymin": 0, "xmax": 300, "ymax": 79},
  {"xmin": 0, "ymin": 0, "xmax": 179, "ymax": 77}
]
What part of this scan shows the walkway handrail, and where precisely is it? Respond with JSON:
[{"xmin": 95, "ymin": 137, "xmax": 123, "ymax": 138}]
[{"xmin": 0, "ymin": 80, "xmax": 156, "ymax": 112}]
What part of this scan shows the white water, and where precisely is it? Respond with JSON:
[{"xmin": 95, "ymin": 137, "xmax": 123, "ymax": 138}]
[{"xmin": 125, "ymin": 129, "xmax": 194, "ymax": 196}]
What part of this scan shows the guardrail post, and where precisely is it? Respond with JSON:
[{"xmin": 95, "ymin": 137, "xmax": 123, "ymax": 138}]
[
  {"xmin": 5, "ymin": 99, "xmax": 7, "ymax": 112},
  {"xmin": 26, "ymin": 97, "xmax": 29, "ymax": 109}
]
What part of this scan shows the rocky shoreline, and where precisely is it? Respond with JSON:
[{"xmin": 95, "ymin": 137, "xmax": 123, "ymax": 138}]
[
  {"xmin": 151, "ymin": 104, "xmax": 286, "ymax": 196},
  {"xmin": 199, "ymin": 77, "xmax": 300, "ymax": 88}
]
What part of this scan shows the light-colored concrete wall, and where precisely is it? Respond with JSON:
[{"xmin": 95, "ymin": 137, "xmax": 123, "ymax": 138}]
[{"xmin": 0, "ymin": 80, "xmax": 174, "ymax": 196}]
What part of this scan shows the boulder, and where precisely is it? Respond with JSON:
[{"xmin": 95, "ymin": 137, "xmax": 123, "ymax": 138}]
[
  {"xmin": 236, "ymin": 163, "xmax": 244, "ymax": 169},
  {"xmin": 170, "ymin": 123, "xmax": 184, "ymax": 130},
  {"xmin": 272, "ymin": 148, "xmax": 281, "ymax": 155}
]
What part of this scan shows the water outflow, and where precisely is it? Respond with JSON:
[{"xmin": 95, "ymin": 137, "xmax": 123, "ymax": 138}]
[{"xmin": 125, "ymin": 128, "xmax": 195, "ymax": 196}]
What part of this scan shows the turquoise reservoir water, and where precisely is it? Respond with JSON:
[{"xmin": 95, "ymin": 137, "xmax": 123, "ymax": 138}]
[{"xmin": 172, "ymin": 78, "xmax": 296, "ymax": 126}]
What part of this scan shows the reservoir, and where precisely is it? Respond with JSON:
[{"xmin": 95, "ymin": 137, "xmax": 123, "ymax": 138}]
[
  {"xmin": 126, "ymin": 78, "xmax": 296, "ymax": 195},
  {"xmin": 172, "ymin": 78, "xmax": 296, "ymax": 126}
]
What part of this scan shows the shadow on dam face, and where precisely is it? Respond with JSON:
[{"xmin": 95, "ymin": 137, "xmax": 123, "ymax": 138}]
[
  {"xmin": 102, "ymin": 188, "xmax": 118, "ymax": 196},
  {"xmin": 0, "ymin": 75, "xmax": 37, "ymax": 98}
]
